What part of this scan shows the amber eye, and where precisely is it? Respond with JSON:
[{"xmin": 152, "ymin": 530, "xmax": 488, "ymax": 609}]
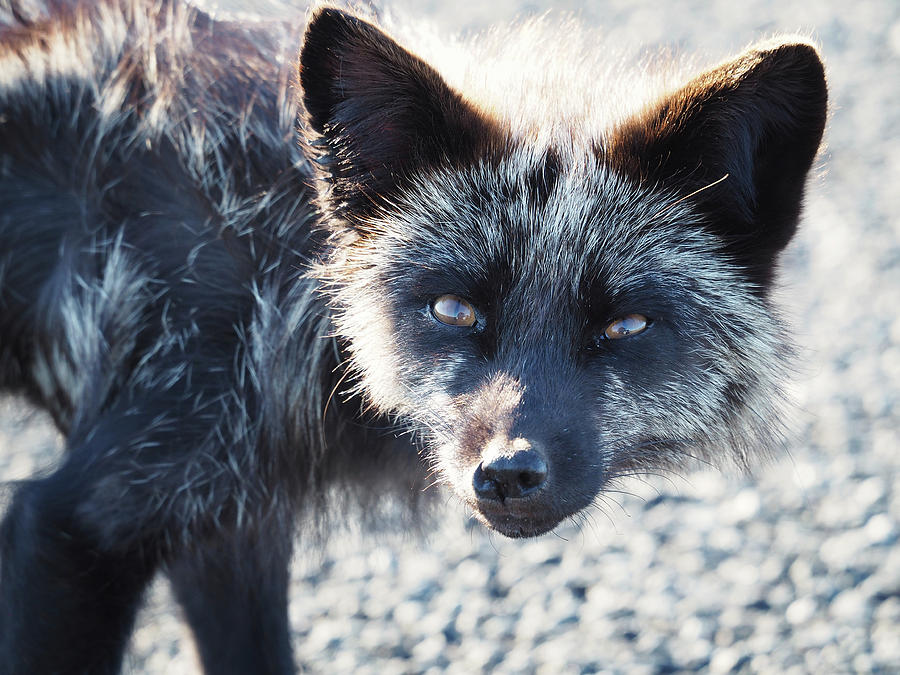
[
  {"xmin": 431, "ymin": 295, "xmax": 477, "ymax": 327},
  {"xmin": 603, "ymin": 314, "xmax": 649, "ymax": 340}
]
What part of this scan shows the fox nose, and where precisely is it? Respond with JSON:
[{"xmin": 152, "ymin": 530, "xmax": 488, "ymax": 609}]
[{"xmin": 473, "ymin": 438, "xmax": 548, "ymax": 501}]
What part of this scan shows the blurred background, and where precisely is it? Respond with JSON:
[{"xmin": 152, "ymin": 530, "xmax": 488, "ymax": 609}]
[{"xmin": 1, "ymin": 0, "xmax": 898, "ymax": 673}]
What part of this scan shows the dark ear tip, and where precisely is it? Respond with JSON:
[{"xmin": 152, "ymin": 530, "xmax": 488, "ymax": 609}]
[
  {"xmin": 299, "ymin": 7, "xmax": 356, "ymax": 133},
  {"xmin": 300, "ymin": 6, "xmax": 354, "ymax": 75},
  {"xmin": 299, "ymin": 7, "xmax": 384, "ymax": 133},
  {"xmin": 304, "ymin": 6, "xmax": 358, "ymax": 37},
  {"xmin": 753, "ymin": 37, "xmax": 822, "ymax": 59},
  {"xmin": 739, "ymin": 38, "xmax": 828, "ymax": 129},
  {"xmin": 749, "ymin": 38, "xmax": 827, "ymax": 89}
]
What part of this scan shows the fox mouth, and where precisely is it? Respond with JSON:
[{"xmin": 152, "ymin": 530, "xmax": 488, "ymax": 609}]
[{"xmin": 468, "ymin": 500, "xmax": 564, "ymax": 538}]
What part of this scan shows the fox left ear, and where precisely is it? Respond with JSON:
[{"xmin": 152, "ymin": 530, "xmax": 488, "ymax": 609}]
[
  {"xmin": 299, "ymin": 8, "xmax": 500, "ymax": 218},
  {"xmin": 610, "ymin": 40, "xmax": 827, "ymax": 285}
]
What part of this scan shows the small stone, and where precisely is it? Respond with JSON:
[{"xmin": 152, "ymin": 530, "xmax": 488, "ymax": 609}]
[
  {"xmin": 864, "ymin": 512, "xmax": 896, "ymax": 545},
  {"xmin": 411, "ymin": 635, "xmax": 447, "ymax": 665},
  {"xmin": 724, "ymin": 488, "xmax": 761, "ymax": 524},
  {"xmin": 709, "ymin": 647, "xmax": 744, "ymax": 673},
  {"xmin": 874, "ymin": 596, "xmax": 900, "ymax": 624},
  {"xmin": 872, "ymin": 620, "xmax": 900, "ymax": 665},
  {"xmin": 785, "ymin": 597, "xmax": 817, "ymax": 625},
  {"xmin": 829, "ymin": 588, "xmax": 871, "ymax": 623},
  {"xmin": 819, "ymin": 530, "xmax": 869, "ymax": 570}
]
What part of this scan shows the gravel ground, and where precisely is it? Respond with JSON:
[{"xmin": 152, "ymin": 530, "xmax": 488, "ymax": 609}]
[{"xmin": 2, "ymin": 0, "xmax": 899, "ymax": 673}]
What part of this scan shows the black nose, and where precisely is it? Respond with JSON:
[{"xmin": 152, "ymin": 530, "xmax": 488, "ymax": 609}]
[{"xmin": 473, "ymin": 439, "xmax": 548, "ymax": 501}]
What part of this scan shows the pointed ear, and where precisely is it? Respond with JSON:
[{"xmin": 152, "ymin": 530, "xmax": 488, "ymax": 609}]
[
  {"xmin": 298, "ymin": 8, "xmax": 500, "ymax": 215},
  {"xmin": 609, "ymin": 40, "xmax": 827, "ymax": 284}
]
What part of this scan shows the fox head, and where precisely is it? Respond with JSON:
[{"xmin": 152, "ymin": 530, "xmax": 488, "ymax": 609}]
[{"xmin": 298, "ymin": 8, "xmax": 827, "ymax": 537}]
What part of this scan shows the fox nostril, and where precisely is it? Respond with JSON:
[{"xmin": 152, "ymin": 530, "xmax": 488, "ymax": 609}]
[{"xmin": 473, "ymin": 444, "xmax": 548, "ymax": 501}]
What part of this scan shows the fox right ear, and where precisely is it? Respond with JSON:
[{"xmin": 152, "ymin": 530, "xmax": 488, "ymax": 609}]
[
  {"xmin": 299, "ymin": 8, "xmax": 499, "ymax": 216},
  {"xmin": 609, "ymin": 40, "xmax": 827, "ymax": 286}
]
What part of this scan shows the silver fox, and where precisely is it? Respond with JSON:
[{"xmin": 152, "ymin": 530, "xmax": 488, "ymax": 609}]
[{"xmin": 0, "ymin": 1, "xmax": 826, "ymax": 672}]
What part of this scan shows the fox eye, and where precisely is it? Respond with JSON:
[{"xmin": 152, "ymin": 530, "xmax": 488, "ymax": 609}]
[
  {"xmin": 431, "ymin": 295, "xmax": 477, "ymax": 327},
  {"xmin": 603, "ymin": 314, "xmax": 649, "ymax": 340}
]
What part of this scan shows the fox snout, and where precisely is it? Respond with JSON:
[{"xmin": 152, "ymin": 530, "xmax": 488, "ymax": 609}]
[
  {"xmin": 466, "ymin": 434, "xmax": 579, "ymax": 537},
  {"xmin": 425, "ymin": 369, "xmax": 601, "ymax": 536},
  {"xmin": 469, "ymin": 436, "xmax": 560, "ymax": 537},
  {"xmin": 446, "ymin": 379, "xmax": 600, "ymax": 537}
]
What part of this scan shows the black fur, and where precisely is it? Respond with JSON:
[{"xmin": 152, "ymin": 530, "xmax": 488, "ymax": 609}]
[
  {"xmin": 0, "ymin": 1, "xmax": 826, "ymax": 673},
  {"xmin": 298, "ymin": 7, "xmax": 503, "ymax": 220}
]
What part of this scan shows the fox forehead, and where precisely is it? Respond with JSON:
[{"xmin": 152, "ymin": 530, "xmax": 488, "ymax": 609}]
[{"xmin": 353, "ymin": 149, "xmax": 730, "ymax": 305}]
